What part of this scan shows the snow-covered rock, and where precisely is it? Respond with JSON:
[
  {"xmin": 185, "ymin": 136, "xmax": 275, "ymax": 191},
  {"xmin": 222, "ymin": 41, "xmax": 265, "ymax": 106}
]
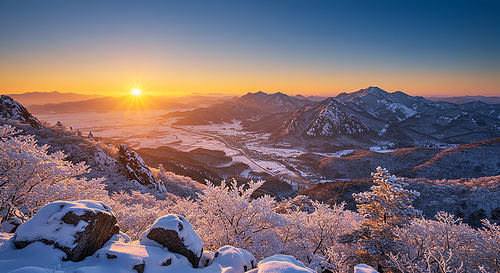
[
  {"xmin": 140, "ymin": 214, "xmax": 203, "ymax": 268},
  {"xmin": 118, "ymin": 144, "xmax": 156, "ymax": 187},
  {"xmin": 206, "ymin": 245, "xmax": 257, "ymax": 272},
  {"xmin": 354, "ymin": 264, "xmax": 378, "ymax": 273},
  {"xmin": 0, "ymin": 95, "xmax": 41, "ymax": 127},
  {"xmin": 199, "ymin": 250, "xmax": 215, "ymax": 268},
  {"xmin": 1, "ymin": 232, "xmax": 258, "ymax": 273},
  {"xmin": 94, "ymin": 147, "xmax": 118, "ymax": 172},
  {"xmin": 1, "ymin": 217, "xmax": 22, "ymax": 233},
  {"xmin": 247, "ymin": 254, "xmax": 314, "ymax": 273},
  {"xmin": 13, "ymin": 200, "xmax": 119, "ymax": 262}
]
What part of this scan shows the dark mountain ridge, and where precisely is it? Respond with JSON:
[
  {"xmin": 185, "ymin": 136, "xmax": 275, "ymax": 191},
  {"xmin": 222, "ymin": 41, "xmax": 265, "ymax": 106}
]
[
  {"xmin": 428, "ymin": 95, "xmax": 500, "ymax": 104},
  {"xmin": 235, "ymin": 91, "xmax": 313, "ymax": 113},
  {"xmin": 6, "ymin": 91, "xmax": 104, "ymax": 107},
  {"xmin": 301, "ymin": 137, "xmax": 500, "ymax": 180},
  {"xmin": 250, "ymin": 87, "xmax": 500, "ymax": 148},
  {"xmin": 27, "ymin": 95, "xmax": 189, "ymax": 114},
  {"xmin": 164, "ymin": 102, "xmax": 268, "ymax": 125},
  {"xmin": 164, "ymin": 91, "xmax": 314, "ymax": 125}
]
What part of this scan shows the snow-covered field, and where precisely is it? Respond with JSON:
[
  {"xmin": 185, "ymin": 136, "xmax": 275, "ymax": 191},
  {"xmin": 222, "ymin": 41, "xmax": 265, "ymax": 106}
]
[
  {"xmin": 37, "ymin": 111, "xmax": 401, "ymax": 179},
  {"xmin": 37, "ymin": 112, "xmax": 304, "ymax": 177}
]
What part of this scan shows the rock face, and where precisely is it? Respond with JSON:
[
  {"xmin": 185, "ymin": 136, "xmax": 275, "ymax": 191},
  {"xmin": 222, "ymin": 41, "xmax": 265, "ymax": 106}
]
[
  {"xmin": 140, "ymin": 214, "xmax": 203, "ymax": 268},
  {"xmin": 118, "ymin": 144, "xmax": 156, "ymax": 187},
  {"xmin": 14, "ymin": 200, "xmax": 119, "ymax": 262},
  {"xmin": 269, "ymin": 98, "xmax": 376, "ymax": 146},
  {"xmin": 0, "ymin": 95, "xmax": 42, "ymax": 127}
]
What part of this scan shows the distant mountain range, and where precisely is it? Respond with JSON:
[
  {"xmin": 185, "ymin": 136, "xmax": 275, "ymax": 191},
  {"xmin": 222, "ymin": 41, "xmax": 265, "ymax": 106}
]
[
  {"xmin": 427, "ymin": 95, "xmax": 500, "ymax": 104},
  {"xmin": 6, "ymin": 91, "xmax": 104, "ymax": 106},
  {"xmin": 293, "ymin": 94, "xmax": 328, "ymax": 101},
  {"xmin": 27, "ymin": 95, "xmax": 189, "ymax": 114},
  {"xmin": 255, "ymin": 87, "xmax": 500, "ymax": 148},
  {"xmin": 164, "ymin": 91, "xmax": 313, "ymax": 125},
  {"xmin": 8, "ymin": 88, "xmax": 500, "ymax": 150},
  {"xmin": 1, "ymin": 94, "xmax": 499, "ymax": 183},
  {"xmin": 235, "ymin": 91, "xmax": 313, "ymax": 113},
  {"xmin": 167, "ymin": 86, "xmax": 500, "ymax": 149}
]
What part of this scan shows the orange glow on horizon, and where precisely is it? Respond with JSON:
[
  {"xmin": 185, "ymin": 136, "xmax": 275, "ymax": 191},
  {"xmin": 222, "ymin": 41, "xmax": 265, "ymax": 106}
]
[{"xmin": 1, "ymin": 67, "xmax": 499, "ymax": 98}]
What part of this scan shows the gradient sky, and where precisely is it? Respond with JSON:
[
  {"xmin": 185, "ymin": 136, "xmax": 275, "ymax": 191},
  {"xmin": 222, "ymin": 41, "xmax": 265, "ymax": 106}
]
[{"xmin": 1, "ymin": 0, "xmax": 499, "ymax": 97}]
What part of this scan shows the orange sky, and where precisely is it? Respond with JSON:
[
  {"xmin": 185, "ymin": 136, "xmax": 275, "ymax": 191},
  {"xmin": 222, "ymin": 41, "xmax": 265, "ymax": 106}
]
[
  {"xmin": 1, "ymin": 1, "xmax": 499, "ymax": 98},
  {"xmin": 2, "ymin": 63, "xmax": 498, "ymax": 98}
]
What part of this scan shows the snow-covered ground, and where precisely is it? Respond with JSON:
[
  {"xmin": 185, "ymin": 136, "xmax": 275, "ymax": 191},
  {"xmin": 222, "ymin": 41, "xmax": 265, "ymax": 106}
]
[
  {"xmin": 37, "ymin": 111, "xmax": 411, "ymax": 179},
  {"xmin": 37, "ymin": 112, "xmax": 303, "ymax": 177}
]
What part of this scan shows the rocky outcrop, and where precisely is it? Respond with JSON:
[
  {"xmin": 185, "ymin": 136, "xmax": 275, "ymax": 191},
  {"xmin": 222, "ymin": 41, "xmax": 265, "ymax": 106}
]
[
  {"xmin": 0, "ymin": 95, "xmax": 41, "ymax": 127},
  {"xmin": 118, "ymin": 144, "xmax": 156, "ymax": 187},
  {"xmin": 140, "ymin": 214, "xmax": 203, "ymax": 268},
  {"xmin": 13, "ymin": 200, "xmax": 119, "ymax": 262}
]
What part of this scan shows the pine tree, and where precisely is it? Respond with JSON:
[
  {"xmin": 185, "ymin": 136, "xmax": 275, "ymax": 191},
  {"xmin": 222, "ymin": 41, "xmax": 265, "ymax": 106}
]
[
  {"xmin": 340, "ymin": 167, "xmax": 422, "ymax": 268},
  {"xmin": 353, "ymin": 166, "xmax": 421, "ymax": 231}
]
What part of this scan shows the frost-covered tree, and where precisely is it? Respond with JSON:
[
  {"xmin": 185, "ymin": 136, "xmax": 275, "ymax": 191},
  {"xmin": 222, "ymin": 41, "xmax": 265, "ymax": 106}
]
[
  {"xmin": 0, "ymin": 125, "xmax": 107, "ymax": 222},
  {"xmin": 338, "ymin": 167, "xmax": 422, "ymax": 269},
  {"xmin": 391, "ymin": 212, "xmax": 499, "ymax": 273},
  {"xmin": 278, "ymin": 197, "xmax": 361, "ymax": 265},
  {"xmin": 106, "ymin": 190, "xmax": 176, "ymax": 240},
  {"xmin": 353, "ymin": 166, "xmax": 421, "ymax": 230},
  {"xmin": 182, "ymin": 180, "xmax": 283, "ymax": 258}
]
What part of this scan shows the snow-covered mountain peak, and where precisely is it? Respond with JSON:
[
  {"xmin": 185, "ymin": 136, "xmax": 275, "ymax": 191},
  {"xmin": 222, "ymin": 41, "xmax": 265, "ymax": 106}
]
[
  {"xmin": 335, "ymin": 86, "xmax": 391, "ymax": 103},
  {"xmin": 236, "ymin": 91, "xmax": 313, "ymax": 113}
]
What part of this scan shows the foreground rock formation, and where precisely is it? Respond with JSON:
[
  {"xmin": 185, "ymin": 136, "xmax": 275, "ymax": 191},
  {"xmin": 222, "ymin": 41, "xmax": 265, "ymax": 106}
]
[
  {"xmin": 119, "ymin": 144, "xmax": 156, "ymax": 187},
  {"xmin": 140, "ymin": 214, "xmax": 204, "ymax": 267},
  {"xmin": 13, "ymin": 200, "xmax": 119, "ymax": 262},
  {"xmin": 1, "ymin": 200, "xmax": 377, "ymax": 273}
]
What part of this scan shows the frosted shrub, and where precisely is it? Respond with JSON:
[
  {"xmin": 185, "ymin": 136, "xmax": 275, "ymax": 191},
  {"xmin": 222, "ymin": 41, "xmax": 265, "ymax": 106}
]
[
  {"xmin": 478, "ymin": 219, "xmax": 500, "ymax": 272},
  {"xmin": 391, "ymin": 212, "xmax": 498, "ymax": 272},
  {"xmin": 184, "ymin": 180, "xmax": 283, "ymax": 258},
  {"xmin": 280, "ymin": 201, "xmax": 361, "ymax": 265},
  {"xmin": 107, "ymin": 190, "xmax": 176, "ymax": 240},
  {"xmin": 0, "ymin": 125, "xmax": 107, "ymax": 221}
]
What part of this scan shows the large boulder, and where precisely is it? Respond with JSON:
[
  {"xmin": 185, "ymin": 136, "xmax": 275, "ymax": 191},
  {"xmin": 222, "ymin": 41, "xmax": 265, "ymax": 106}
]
[
  {"xmin": 140, "ymin": 214, "xmax": 203, "ymax": 267},
  {"xmin": 14, "ymin": 200, "xmax": 119, "ymax": 262},
  {"xmin": 118, "ymin": 144, "xmax": 156, "ymax": 187},
  {"xmin": 0, "ymin": 95, "xmax": 41, "ymax": 128}
]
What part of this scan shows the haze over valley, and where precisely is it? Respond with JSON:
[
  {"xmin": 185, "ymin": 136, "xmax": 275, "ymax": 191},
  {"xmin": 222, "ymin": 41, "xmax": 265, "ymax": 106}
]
[{"xmin": 23, "ymin": 87, "xmax": 500, "ymax": 185}]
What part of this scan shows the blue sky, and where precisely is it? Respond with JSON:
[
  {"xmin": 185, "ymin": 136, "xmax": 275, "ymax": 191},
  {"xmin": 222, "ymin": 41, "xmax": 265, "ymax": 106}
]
[{"xmin": 1, "ymin": 0, "xmax": 499, "ymax": 96}]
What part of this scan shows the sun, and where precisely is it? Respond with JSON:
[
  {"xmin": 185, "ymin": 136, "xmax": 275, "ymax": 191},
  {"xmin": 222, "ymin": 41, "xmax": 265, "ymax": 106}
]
[{"xmin": 132, "ymin": 89, "xmax": 141, "ymax": 96}]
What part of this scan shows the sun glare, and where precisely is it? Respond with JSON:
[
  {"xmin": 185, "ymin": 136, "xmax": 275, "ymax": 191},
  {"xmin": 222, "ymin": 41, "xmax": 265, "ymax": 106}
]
[{"xmin": 132, "ymin": 89, "xmax": 141, "ymax": 96}]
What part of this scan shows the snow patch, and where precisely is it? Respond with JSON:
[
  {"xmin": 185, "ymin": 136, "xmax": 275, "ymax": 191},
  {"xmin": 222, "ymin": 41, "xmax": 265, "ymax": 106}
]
[{"xmin": 251, "ymin": 254, "xmax": 314, "ymax": 273}]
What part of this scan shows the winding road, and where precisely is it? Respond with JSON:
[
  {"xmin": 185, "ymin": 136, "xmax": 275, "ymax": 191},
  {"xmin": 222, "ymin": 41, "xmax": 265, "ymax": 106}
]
[{"xmin": 161, "ymin": 121, "xmax": 275, "ymax": 176}]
